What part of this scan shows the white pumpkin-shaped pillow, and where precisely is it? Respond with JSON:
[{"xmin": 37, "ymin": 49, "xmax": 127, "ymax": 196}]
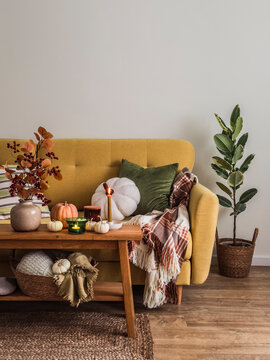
[{"xmin": 91, "ymin": 177, "xmax": 140, "ymax": 221}]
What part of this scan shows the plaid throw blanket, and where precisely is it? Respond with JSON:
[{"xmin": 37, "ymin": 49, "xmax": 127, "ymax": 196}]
[{"xmin": 128, "ymin": 168, "xmax": 197, "ymax": 308}]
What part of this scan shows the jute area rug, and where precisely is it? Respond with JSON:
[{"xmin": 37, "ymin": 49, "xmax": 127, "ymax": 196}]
[{"xmin": 0, "ymin": 311, "xmax": 154, "ymax": 360}]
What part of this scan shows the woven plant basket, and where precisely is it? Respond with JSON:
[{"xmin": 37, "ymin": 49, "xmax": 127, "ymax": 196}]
[
  {"xmin": 216, "ymin": 228, "xmax": 258, "ymax": 278},
  {"xmin": 10, "ymin": 259, "xmax": 62, "ymax": 300}
]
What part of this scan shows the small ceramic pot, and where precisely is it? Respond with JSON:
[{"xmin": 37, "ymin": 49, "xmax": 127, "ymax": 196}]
[{"xmin": 10, "ymin": 200, "xmax": 41, "ymax": 232}]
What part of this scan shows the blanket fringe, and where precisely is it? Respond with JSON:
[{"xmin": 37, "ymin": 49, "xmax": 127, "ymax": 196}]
[
  {"xmin": 143, "ymin": 271, "xmax": 166, "ymax": 308},
  {"xmin": 129, "ymin": 242, "xmax": 155, "ymax": 272},
  {"xmin": 159, "ymin": 252, "xmax": 181, "ymax": 286},
  {"xmin": 130, "ymin": 244, "xmax": 181, "ymax": 308}
]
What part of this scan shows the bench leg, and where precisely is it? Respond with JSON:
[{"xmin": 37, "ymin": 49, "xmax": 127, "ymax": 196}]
[
  {"xmin": 118, "ymin": 240, "xmax": 136, "ymax": 338},
  {"xmin": 176, "ymin": 285, "xmax": 183, "ymax": 305}
]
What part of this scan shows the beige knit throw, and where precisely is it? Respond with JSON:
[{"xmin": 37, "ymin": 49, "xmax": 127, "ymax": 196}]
[{"xmin": 54, "ymin": 252, "xmax": 99, "ymax": 307}]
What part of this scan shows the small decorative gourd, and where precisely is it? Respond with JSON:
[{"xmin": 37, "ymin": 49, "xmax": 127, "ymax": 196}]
[
  {"xmin": 94, "ymin": 220, "xmax": 109, "ymax": 234},
  {"xmin": 85, "ymin": 218, "xmax": 96, "ymax": 232},
  {"xmin": 52, "ymin": 258, "xmax": 71, "ymax": 275},
  {"xmin": 50, "ymin": 201, "xmax": 78, "ymax": 228},
  {"xmin": 47, "ymin": 220, "xmax": 63, "ymax": 232}
]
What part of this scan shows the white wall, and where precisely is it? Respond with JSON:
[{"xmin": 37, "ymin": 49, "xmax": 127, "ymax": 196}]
[{"xmin": 0, "ymin": 0, "xmax": 269, "ymax": 262}]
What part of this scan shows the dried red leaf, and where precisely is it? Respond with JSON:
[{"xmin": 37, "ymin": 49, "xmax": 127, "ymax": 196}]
[
  {"xmin": 17, "ymin": 155, "xmax": 24, "ymax": 162},
  {"xmin": 40, "ymin": 180, "xmax": 50, "ymax": 191},
  {"xmin": 54, "ymin": 172, "xmax": 62, "ymax": 181},
  {"xmin": 34, "ymin": 132, "xmax": 40, "ymax": 141},
  {"xmin": 20, "ymin": 189, "xmax": 31, "ymax": 199},
  {"xmin": 42, "ymin": 139, "xmax": 53, "ymax": 151},
  {"xmin": 26, "ymin": 175, "xmax": 35, "ymax": 184},
  {"xmin": 21, "ymin": 140, "xmax": 35, "ymax": 154},
  {"xmin": 41, "ymin": 159, "xmax": 51, "ymax": 168},
  {"xmin": 5, "ymin": 168, "xmax": 15, "ymax": 174},
  {"xmin": 21, "ymin": 160, "xmax": 32, "ymax": 168},
  {"xmin": 44, "ymin": 132, "xmax": 53, "ymax": 139},
  {"xmin": 38, "ymin": 126, "xmax": 48, "ymax": 138},
  {"xmin": 29, "ymin": 139, "xmax": 36, "ymax": 150}
]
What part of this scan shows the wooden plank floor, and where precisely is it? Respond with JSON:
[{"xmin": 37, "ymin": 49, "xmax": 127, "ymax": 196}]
[{"xmin": 1, "ymin": 266, "xmax": 270, "ymax": 359}]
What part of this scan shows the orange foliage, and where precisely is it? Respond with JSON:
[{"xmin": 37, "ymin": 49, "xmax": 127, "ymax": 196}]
[{"xmin": 4, "ymin": 126, "xmax": 62, "ymax": 205}]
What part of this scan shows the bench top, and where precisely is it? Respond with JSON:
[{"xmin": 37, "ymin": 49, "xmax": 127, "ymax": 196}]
[{"xmin": 0, "ymin": 224, "xmax": 141, "ymax": 249}]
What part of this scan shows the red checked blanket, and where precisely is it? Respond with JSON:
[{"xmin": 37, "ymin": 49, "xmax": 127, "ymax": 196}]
[{"xmin": 127, "ymin": 168, "xmax": 197, "ymax": 308}]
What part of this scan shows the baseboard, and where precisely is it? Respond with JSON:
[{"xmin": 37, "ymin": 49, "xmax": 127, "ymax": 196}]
[
  {"xmin": 212, "ymin": 255, "xmax": 270, "ymax": 266},
  {"xmin": 251, "ymin": 256, "xmax": 270, "ymax": 266}
]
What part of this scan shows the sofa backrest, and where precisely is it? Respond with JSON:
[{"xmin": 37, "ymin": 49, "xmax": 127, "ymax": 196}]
[{"xmin": 0, "ymin": 139, "xmax": 194, "ymax": 210}]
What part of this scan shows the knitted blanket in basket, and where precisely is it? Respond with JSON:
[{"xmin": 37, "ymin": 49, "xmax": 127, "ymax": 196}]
[{"xmin": 127, "ymin": 168, "xmax": 197, "ymax": 308}]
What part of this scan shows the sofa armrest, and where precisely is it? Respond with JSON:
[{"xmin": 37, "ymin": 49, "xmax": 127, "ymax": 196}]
[{"xmin": 188, "ymin": 183, "xmax": 219, "ymax": 284}]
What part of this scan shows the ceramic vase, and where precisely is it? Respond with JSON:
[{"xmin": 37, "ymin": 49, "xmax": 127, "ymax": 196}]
[{"xmin": 10, "ymin": 200, "xmax": 41, "ymax": 232}]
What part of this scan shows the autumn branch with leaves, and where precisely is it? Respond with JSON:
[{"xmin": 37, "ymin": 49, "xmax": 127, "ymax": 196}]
[{"xmin": 0, "ymin": 127, "xmax": 62, "ymax": 206}]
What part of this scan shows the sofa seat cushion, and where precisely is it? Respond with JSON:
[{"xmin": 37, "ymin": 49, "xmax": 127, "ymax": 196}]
[
  {"xmin": 83, "ymin": 230, "xmax": 192, "ymax": 262},
  {"xmin": 0, "ymin": 259, "xmax": 191, "ymax": 286},
  {"xmin": 96, "ymin": 260, "xmax": 190, "ymax": 285}
]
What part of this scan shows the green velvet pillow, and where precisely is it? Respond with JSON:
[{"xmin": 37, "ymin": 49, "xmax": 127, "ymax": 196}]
[{"xmin": 119, "ymin": 159, "xmax": 179, "ymax": 215}]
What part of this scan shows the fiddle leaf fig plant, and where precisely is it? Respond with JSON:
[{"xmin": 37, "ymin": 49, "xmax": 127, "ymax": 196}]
[{"xmin": 212, "ymin": 105, "xmax": 257, "ymax": 244}]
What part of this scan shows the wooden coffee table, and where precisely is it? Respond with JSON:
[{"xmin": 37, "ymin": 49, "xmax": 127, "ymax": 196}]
[{"xmin": 0, "ymin": 224, "xmax": 141, "ymax": 338}]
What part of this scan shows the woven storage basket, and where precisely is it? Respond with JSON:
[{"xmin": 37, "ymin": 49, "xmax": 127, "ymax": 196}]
[
  {"xmin": 10, "ymin": 259, "xmax": 62, "ymax": 300},
  {"xmin": 216, "ymin": 228, "xmax": 258, "ymax": 278}
]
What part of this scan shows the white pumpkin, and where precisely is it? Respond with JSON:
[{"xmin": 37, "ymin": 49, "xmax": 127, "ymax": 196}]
[
  {"xmin": 85, "ymin": 219, "xmax": 97, "ymax": 232},
  {"xmin": 52, "ymin": 258, "xmax": 71, "ymax": 275},
  {"xmin": 91, "ymin": 177, "xmax": 140, "ymax": 221},
  {"xmin": 94, "ymin": 220, "xmax": 110, "ymax": 234},
  {"xmin": 47, "ymin": 220, "xmax": 63, "ymax": 232}
]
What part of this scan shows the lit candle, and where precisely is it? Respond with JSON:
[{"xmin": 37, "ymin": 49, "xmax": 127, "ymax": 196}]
[
  {"xmin": 72, "ymin": 224, "xmax": 80, "ymax": 233},
  {"xmin": 103, "ymin": 183, "xmax": 114, "ymax": 222}
]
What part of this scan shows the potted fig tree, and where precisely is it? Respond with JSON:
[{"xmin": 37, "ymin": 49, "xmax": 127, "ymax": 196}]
[{"xmin": 211, "ymin": 104, "xmax": 258, "ymax": 278}]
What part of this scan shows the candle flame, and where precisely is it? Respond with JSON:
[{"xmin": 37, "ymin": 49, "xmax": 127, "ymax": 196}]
[{"xmin": 103, "ymin": 182, "xmax": 114, "ymax": 196}]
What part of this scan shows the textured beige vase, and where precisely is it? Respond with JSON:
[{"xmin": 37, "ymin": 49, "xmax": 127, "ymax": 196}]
[{"xmin": 10, "ymin": 200, "xmax": 41, "ymax": 232}]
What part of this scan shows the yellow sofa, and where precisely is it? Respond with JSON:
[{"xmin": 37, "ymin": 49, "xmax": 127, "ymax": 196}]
[{"xmin": 0, "ymin": 139, "xmax": 218, "ymax": 287}]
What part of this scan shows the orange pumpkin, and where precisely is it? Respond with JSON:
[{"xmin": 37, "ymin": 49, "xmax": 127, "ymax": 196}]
[{"xmin": 50, "ymin": 201, "xmax": 78, "ymax": 228}]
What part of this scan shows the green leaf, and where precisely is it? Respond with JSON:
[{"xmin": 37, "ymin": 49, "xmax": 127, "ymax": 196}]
[
  {"xmin": 232, "ymin": 144, "xmax": 244, "ymax": 164},
  {"xmin": 230, "ymin": 104, "xmax": 240, "ymax": 130},
  {"xmin": 214, "ymin": 134, "xmax": 234, "ymax": 153},
  {"xmin": 239, "ymin": 154, "xmax": 255, "ymax": 173},
  {"xmin": 237, "ymin": 132, "xmax": 248, "ymax": 148},
  {"xmin": 214, "ymin": 114, "xmax": 230, "ymax": 133},
  {"xmin": 230, "ymin": 202, "xmax": 246, "ymax": 216},
  {"xmin": 216, "ymin": 148, "xmax": 233, "ymax": 161},
  {"xmin": 211, "ymin": 164, "xmax": 229, "ymax": 179},
  {"xmin": 217, "ymin": 195, "xmax": 232, "ymax": 208},
  {"xmin": 216, "ymin": 182, "xmax": 232, "ymax": 197},
  {"xmin": 236, "ymin": 202, "xmax": 246, "ymax": 215},
  {"xmin": 239, "ymin": 188, "xmax": 258, "ymax": 203},
  {"xmin": 232, "ymin": 116, "xmax": 243, "ymax": 140},
  {"xmin": 224, "ymin": 153, "xmax": 233, "ymax": 162},
  {"xmin": 227, "ymin": 170, "xmax": 244, "ymax": 188},
  {"xmin": 212, "ymin": 156, "xmax": 232, "ymax": 171}
]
